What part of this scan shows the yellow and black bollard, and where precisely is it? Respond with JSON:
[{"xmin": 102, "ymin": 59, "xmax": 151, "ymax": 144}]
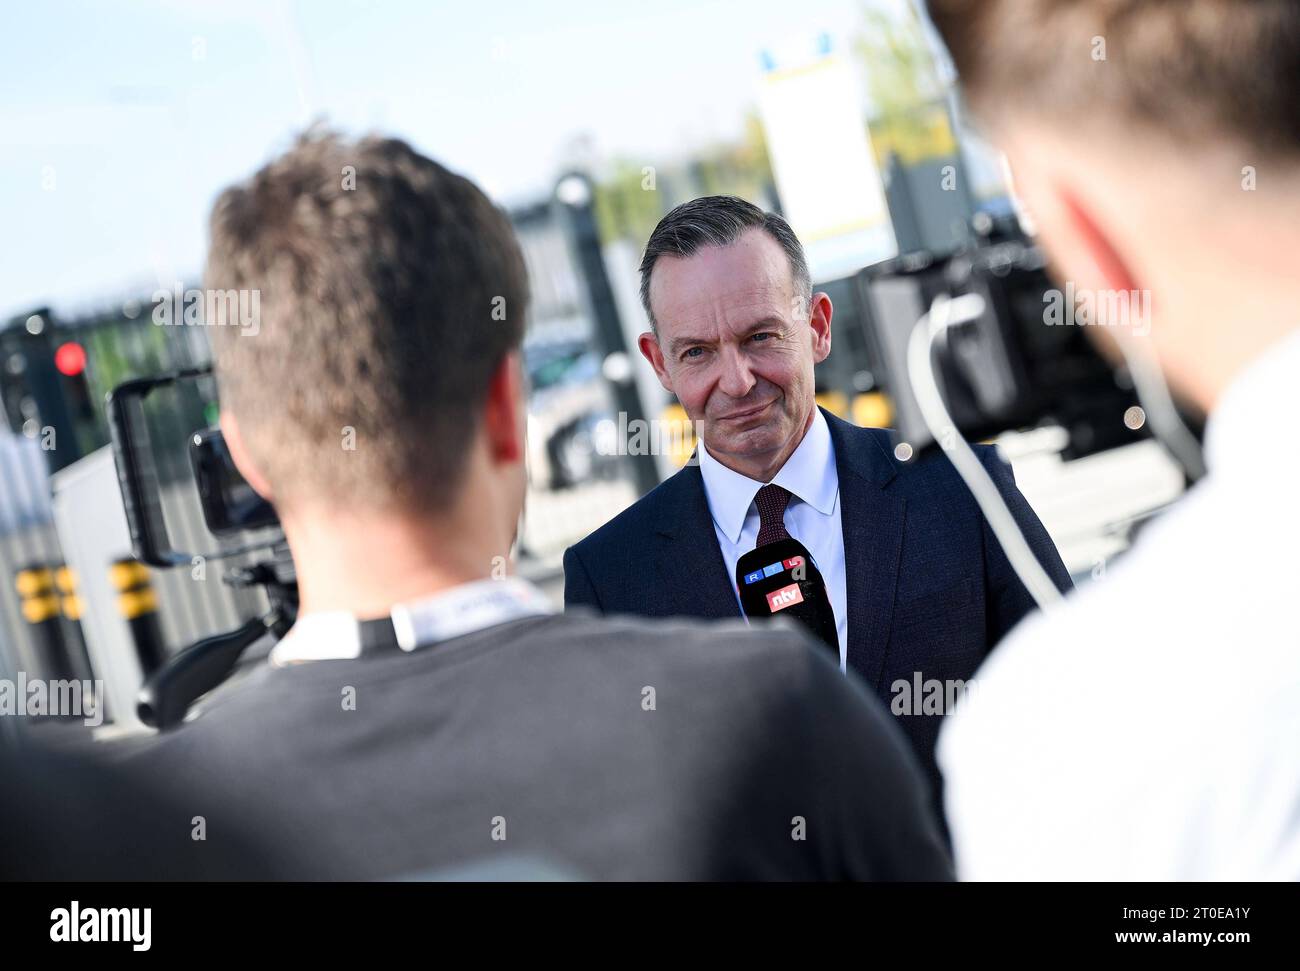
[
  {"xmin": 14, "ymin": 564, "xmax": 76, "ymax": 685},
  {"xmin": 110, "ymin": 557, "xmax": 166, "ymax": 676},
  {"xmin": 54, "ymin": 565, "xmax": 98, "ymax": 705}
]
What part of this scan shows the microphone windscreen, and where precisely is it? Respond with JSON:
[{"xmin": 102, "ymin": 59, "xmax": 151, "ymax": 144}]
[{"xmin": 735, "ymin": 538, "xmax": 838, "ymax": 655}]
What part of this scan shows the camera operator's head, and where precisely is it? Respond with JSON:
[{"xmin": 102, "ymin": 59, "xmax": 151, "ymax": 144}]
[
  {"xmin": 927, "ymin": 0, "xmax": 1300, "ymax": 413},
  {"xmin": 205, "ymin": 129, "xmax": 530, "ymax": 614}
]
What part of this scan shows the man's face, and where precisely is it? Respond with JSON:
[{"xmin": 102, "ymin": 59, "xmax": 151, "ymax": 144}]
[{"xmin": 639, "ymin": 228, "xmax": 831, "ymax": 479}]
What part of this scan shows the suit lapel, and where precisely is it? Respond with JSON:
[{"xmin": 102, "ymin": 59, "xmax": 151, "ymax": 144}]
[
  {"xmin": 823, "ymin": 410, "xmax": 906, "ymax": 689},
  {"xmin": 651, "ymin": 460, "xmax": 742, "ymax": 621}
]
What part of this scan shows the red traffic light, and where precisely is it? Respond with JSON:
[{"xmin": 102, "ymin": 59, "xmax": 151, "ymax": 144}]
[{"xmin": 55, "ymin": 341, "xmax": 86, "ymax": 377}]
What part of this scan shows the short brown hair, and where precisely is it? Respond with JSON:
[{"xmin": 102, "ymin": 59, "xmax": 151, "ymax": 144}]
[
  {"xmin": 205, "ymin": 129, "xmax": 528, "ymax": 511},
  {"xmin": 926, "ymin": 0, "xmax": 1300, "ymax": 158}
]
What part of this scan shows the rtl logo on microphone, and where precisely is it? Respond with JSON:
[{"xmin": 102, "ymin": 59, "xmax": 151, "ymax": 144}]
[{"xmin": 765, "ymin": 582, "xmax": 804, "ymax": 613}]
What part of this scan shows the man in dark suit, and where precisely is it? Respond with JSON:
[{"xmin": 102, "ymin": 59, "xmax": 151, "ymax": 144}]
[{"xmin": 564, "ymin": 196, "xmax": 1072, "ymax": 796}]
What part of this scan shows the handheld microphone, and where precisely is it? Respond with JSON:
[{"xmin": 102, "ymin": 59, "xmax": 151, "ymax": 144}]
[{"xmin": 735, "ymin": 538, "xmax": 838, "ymax": 656}]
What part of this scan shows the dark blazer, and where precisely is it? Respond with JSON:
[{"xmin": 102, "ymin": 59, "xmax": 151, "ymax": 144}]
[{"xmin": 564, "ymin": 407, "xmax": 1073, "ymax": 798}]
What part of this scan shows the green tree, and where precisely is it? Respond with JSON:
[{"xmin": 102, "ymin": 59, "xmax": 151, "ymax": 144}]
[{"xmin": 854, "ymin": 0, "xmax": 955, "ymax": 164}]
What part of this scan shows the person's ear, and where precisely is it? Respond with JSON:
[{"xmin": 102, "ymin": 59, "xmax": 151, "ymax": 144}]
[
  {"xmin": 1002, "ymin": 140, "xmax": 1143, "ymax": 363},
  {"xmin": 1056, "ymin": 186, "xmax": 1139, "ymax": 305},
  {"xmin": 1057, "ymin": 185, "xmax": 1147, "ymax": 361},
  {"xmin": 809, "ymin": 292, "xmax": 833, "ymax": 364},
  {"xmin": 219, "ymin": 411, "xmax": 273, "ymax": 500},
  {"xmin": 1004, "ymin": 144, "xmax": 1139, "ymax": 310},
  {"xmin": 637, "ymin": 331, "xmax": 675, "ymax": 393},
  {"xmin": 483, "ymin": 350, "xmax": 526, "ymax": 465}
]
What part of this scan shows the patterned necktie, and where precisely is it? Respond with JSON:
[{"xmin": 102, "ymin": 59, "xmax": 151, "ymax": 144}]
[{"xmin": 754, "ymin": 484, "xmax": 793, "ymax": 546}]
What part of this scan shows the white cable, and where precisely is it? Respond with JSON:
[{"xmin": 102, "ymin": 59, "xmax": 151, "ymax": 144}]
[
  {"xmin": 906, "ymin": 294, "xmax": 1066, "ymax": 612},
  {"xmin": 1114, "ymin": 336, "xmax": 1207, "ymax": 482}
]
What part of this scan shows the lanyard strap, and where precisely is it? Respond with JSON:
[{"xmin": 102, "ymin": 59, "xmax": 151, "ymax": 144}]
[
  {"xmin": 370, "ymin": 577, "xmax": 554, "ymax": 653},
  {"xmin": 272, "ymin": 578, "xmax": 555, "ymax": 666}
]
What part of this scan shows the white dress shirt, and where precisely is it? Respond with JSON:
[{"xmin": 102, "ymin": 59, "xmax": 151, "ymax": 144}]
[
  {"xmin": 697, "ymin": 408, "xmax": 848, "ymax": 671},
  {"xmin": 938, "ymin": 328, "xmax": 1300, "ymax": 880}
]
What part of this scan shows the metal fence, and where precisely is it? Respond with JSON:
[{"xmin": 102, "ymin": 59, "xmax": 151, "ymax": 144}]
[{"xmin": 0, "ymin": 433, "xmax": 69, "ymax": 682}]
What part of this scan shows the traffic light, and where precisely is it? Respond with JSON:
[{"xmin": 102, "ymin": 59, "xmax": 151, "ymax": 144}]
[
  {"xmin": 55, "ymin": 341, "xmax": 87, "ymax": 377},
  {"xmin": 0, "ymin": 309, "xmax": 85, "ymax": 472},
  {"xmin": 55, "ymin": 341, "xmax": 96, "ymax": 424}
]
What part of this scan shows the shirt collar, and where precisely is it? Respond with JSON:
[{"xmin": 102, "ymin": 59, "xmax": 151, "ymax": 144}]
[
  {"xmin": 697, "ymin": 407, "xmax": 840, "ymax": 544},
  {"xmin": 1203, "ymin": 327, "xmax": 1300, "ymax": 480},
  {"xmin": 269, "ymin": 576, "xmax": 554, "ymax": 667}
]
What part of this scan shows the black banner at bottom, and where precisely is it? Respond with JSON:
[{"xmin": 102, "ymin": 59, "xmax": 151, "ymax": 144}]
[{"xmin": 4, "ymin": 881, "xmax": 1291, "ymax": 956}]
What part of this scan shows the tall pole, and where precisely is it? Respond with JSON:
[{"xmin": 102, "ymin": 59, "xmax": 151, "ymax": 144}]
[{"xmin": 554, "ymin": 172, "xmax": 660, "ymax": 497}]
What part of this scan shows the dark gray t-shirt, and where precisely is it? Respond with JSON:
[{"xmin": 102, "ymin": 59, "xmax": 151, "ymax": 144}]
[{"xmin": 122, "ymin": 611, "xmax": 952, "ymax": 880}]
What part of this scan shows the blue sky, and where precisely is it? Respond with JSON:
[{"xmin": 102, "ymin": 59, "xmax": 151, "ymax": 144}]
[{"xmin": 0, "ymin": 0, "xmax": 892, "ymax": 320}]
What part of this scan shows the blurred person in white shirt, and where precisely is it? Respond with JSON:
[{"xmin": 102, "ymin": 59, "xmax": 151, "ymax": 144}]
[{"xmin": 926, "ymin": 0, "xmax": 1300, "ymax": 879}]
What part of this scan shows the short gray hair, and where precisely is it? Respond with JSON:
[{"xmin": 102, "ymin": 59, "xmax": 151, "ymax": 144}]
[{"xmin": 638, "ymin": 196, "xmax": 812, "ymax": 332}]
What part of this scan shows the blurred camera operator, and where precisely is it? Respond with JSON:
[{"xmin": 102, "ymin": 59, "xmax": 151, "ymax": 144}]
[
  {"xmin": 927, "ymin": 0, "xmax": 1300, "ymax": 878},
  {"xmin": 122, "ymin": 129, "xmax": 951, "ymax": 880}
]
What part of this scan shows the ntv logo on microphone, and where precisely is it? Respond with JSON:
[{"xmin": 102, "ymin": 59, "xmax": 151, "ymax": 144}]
[{"xmin": 765, "ymin": 582, "xmax": 804, "ymax": 613}]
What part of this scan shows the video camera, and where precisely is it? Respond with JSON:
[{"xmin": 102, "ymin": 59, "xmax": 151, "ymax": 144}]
[
  {"xmin": 858, "ymin": 214, "xmax": 1188, "ymax": 462},
  {"xmin": 106, "ymin": 366, "xmax": 296, "ymax": 730},
  {"xmin": 854, "ymin": 214, "xmax": 1204, "ymax": 609}
]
